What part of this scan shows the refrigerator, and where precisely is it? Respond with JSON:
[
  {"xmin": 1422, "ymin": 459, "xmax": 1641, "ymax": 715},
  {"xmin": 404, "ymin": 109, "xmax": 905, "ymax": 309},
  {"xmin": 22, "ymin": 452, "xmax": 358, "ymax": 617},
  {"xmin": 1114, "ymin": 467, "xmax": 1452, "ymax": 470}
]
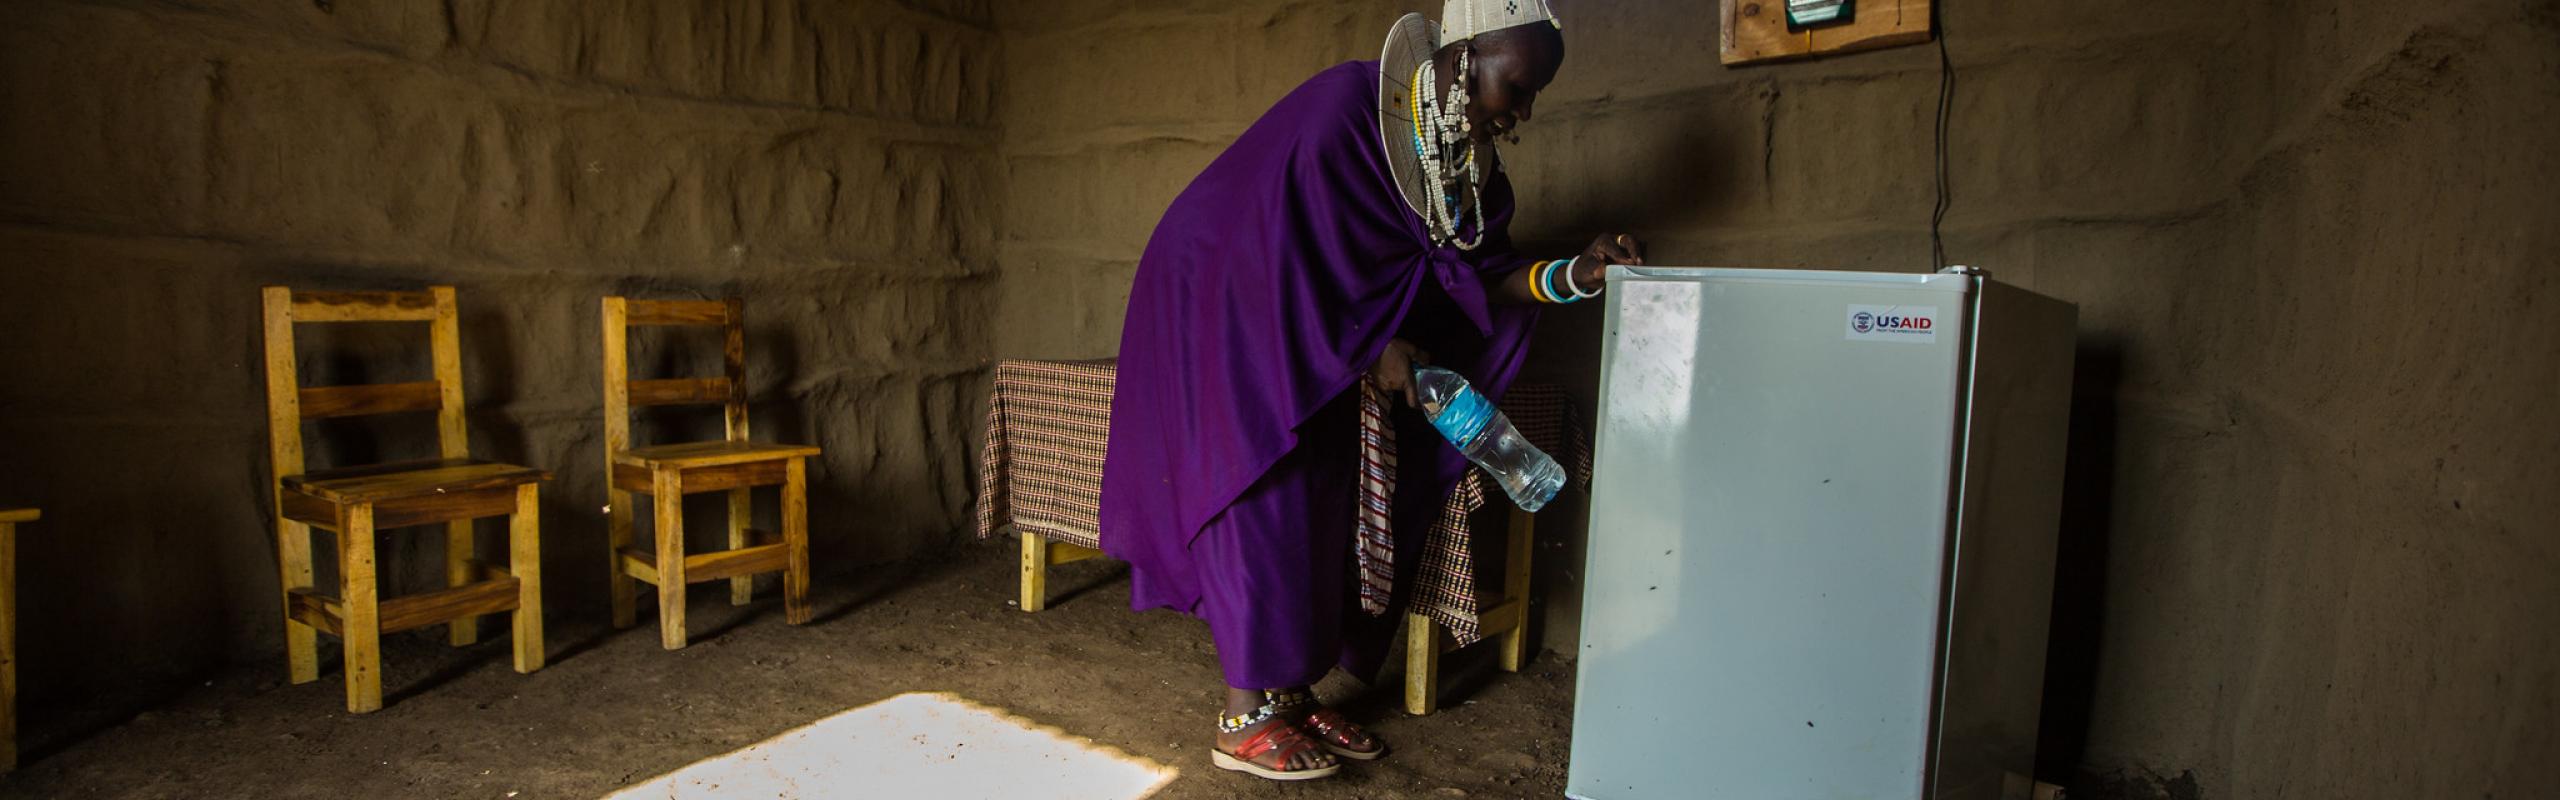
[{"xmin": 1567, "ymin": 267, "xmax": 2076, "ymax": 800}]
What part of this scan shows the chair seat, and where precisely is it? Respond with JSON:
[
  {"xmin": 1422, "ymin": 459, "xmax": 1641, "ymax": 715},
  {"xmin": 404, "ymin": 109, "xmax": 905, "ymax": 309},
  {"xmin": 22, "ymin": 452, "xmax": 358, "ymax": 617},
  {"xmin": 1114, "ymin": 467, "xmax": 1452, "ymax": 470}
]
[
  {"xmin": 283, "ymin": 458, "xmax": 550, "ymax": 504},
  {"xmin": 615, "ymin": 440, "xmax": 821, "ymax": 470}
]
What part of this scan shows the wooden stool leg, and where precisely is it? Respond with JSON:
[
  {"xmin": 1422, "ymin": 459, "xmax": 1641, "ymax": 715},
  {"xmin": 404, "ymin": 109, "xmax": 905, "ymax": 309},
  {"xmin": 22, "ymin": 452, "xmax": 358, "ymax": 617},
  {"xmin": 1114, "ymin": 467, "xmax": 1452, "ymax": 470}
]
[
  {"xmin": 444, "ymin": 519, "xmax": 479, "ymax": 647},
  {"xmin": 510, "ymin": 484, "xmax": 545, "ymax": 673},
  {"xmin": 608, "ymin": 487, "xmax": 636, "ymax": 629},
  {"xmin": 1405, "ymin": 612, "xmax": 1443, "ymax": 716},
  {"xmin": 1018, "ymin": 534, "xmax": 1048, "ymax": 613},
  {"xmin": 2, "ymin": 521, "xmax": 17, "ymax": 772},
  {"xmin": 782, "ymin": 459, "xmax": 810, "ymax": 625},
  {"xmin": 275, "ymin": 514, "xmax": 319, "ymax": 685},
  {"xmin": 727, "ymin": 487, "xmax": 754, "ymax": 606},
  {"xmin": 652, "ymin": 469, "xmax": 688, "ymax": 650},
  {"xmin": 339, "ymin": 503, "xmax": 383, "ymax": 714},
  {"xmin": 1500, "ymin": 508, "xmax": 1536, "ymax": 673}
]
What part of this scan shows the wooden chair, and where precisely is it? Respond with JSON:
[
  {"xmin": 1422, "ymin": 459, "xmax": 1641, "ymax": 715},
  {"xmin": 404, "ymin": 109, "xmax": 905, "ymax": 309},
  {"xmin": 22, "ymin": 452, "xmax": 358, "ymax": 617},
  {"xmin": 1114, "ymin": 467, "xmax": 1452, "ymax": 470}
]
[
  {"xmin": 1404, "ymin": 506, "xmax": 1539, "ymax": 715},
  {"xmin": 1, "ymin": 507, "xmax": 34, "ymax": 771},
  {"xmin": 602, "ymin": 297, "xmax": 818, "ymax": 649},
  {"xmin": 261, "ymin": 286, "xmax": 548, "ymax": 714}
]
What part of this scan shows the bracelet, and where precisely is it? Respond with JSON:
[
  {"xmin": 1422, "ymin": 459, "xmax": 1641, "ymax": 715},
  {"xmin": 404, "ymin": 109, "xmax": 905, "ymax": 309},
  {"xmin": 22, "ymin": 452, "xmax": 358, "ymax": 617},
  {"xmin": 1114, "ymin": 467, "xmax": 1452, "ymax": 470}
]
[
  {"xmin": 1544, "ymin": 259, "xmax": 1580, "ymax": 305},
  {"xmin": 1560, "ymin": 256, "xmax": 1602, "ymax": 300},
  {"xmin": 1526, "ymin": 258, "xmax": 1602, "ymax": 304}
]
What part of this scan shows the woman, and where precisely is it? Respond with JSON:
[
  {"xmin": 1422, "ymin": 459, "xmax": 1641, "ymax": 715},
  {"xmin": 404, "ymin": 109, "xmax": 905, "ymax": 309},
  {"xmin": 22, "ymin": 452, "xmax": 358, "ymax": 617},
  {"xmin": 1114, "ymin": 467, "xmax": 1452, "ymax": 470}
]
[{"xmin": 1099, "ymin": 0, "xmax": 1644, "ymax": 780}]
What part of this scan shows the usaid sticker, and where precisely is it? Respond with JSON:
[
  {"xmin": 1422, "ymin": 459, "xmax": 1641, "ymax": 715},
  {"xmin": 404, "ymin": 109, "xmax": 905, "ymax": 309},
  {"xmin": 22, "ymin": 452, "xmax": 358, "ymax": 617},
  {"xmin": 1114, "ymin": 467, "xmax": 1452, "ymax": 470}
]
[{"xmin": 1846, "ymin": 305, "xmax": 1939, "ymax": 343}]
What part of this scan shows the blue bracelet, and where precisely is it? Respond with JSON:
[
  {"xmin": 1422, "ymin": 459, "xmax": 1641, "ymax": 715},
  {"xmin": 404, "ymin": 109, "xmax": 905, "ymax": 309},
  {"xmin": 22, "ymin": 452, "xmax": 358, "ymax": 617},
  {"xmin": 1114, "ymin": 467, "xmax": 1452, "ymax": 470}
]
[
  {"xmin": 1546, "ymin": 258, "xmax": 1584, "ymax": 304},
  {"xmin": 1560, "ymin": 256, "xmax": 1599, "ymax": 301}
]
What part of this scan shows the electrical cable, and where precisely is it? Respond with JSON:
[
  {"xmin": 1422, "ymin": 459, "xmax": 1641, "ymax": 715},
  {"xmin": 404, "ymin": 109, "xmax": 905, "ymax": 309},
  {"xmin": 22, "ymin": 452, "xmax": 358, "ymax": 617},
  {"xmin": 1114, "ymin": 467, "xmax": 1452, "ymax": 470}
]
[{"xmin": 1931, "ymin": 7, "xmax": 1955, "ymax": 271}]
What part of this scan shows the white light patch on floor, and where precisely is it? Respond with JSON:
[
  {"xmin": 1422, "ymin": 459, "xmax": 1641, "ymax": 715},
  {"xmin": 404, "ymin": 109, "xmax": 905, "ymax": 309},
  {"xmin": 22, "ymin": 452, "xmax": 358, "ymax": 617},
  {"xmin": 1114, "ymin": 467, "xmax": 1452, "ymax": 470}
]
[{"xmin": 609, "ymin": 692, "xmax": 1178, "ymax": 799}]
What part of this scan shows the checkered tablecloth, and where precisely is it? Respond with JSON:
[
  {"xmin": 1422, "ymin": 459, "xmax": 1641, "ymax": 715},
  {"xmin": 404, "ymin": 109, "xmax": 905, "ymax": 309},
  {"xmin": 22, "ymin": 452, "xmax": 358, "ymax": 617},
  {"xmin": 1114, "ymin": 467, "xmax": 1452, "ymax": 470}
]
[{"xmin": 975, "ymin": 359, "xmax": 1589, "ymax": 646}]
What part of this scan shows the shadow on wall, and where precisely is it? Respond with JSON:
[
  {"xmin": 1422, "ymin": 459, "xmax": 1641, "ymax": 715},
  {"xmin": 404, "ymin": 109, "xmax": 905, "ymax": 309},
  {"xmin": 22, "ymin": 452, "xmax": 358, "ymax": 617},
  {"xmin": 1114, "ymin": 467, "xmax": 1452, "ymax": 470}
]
[
  {"xmin": 2039, "ymin": 339, "xmax": 2122, "ymax": 786},
  {"xmin": 1528, "ymin": 93, "xmax": 1742, "ymax": 248},
  {"xmin": 461, "ymin": 297, "xmax": 529, "ymax": 442}
]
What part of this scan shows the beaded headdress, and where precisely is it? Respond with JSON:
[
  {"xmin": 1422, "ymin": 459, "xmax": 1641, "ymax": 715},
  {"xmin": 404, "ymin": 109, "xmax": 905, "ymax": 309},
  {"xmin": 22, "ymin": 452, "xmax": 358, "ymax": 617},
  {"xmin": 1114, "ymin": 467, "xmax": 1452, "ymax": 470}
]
[{"xmin": 1439, "ymin": 0, "xmax": 1561, "ymax": 44}]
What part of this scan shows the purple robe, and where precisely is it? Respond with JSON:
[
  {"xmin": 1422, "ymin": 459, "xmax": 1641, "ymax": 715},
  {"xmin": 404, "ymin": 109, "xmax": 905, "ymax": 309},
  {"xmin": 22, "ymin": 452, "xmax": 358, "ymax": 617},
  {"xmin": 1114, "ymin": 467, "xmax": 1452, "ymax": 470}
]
[{"xmin": 1101, "ymin": 60, "xmax": 1540, "ymax": 689}]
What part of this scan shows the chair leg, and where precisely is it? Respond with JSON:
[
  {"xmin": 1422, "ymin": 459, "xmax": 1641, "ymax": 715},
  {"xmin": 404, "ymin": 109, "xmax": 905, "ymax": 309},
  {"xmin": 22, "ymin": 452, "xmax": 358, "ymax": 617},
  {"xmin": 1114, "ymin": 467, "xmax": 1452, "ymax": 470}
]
[
  {"xmin": 2, "ymin": 521, "xmax": 17, "ymax": 772},
  {"xmin": 510, "ymin": 484, "xmax": 545, "ymax": 673},
  {"xmin": 1500, "ymin": 508, "xmax": 1536, "ymax": 673},
  {"xmin": 339, "ymin": 503, "xmax": 383, "ymax": 714},
  {"xmin": 1018, "ymin": 533, "xmax": 1049, "ymax": 613},
  {"xmin": 727, "ymin": 487, "xmax": 754, "ymax": 606},
  {"xmin": 275, "ymin": 512, "xmax": 319, "ymax": 685},
  {"xmin": 782, "ymin": 459, "xmax": 810, "ymax": 625},
  {"xmin": 608, "ymin": 487, "xmax": 636, "ymax": 629},
  {"xmin": 653, "ymin": 469, "xmax": 688, "ymax": 650},
  {"xmin": 1405, "ymin": 612, "xmax": 1442, "ymax": 716},
  {"xmin": 445, "ymin": 519, "xmax": 478, "ymax": 647}
]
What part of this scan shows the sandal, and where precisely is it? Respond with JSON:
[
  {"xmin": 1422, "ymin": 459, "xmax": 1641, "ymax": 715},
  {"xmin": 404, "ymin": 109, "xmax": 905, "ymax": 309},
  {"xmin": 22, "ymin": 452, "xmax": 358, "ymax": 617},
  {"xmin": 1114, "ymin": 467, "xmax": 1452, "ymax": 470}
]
[
  {"xmin": 1211, "ymin": 703, "xmax": 1341, "ymax": 781},
  {"xmin": 1268, "ymin": 689, "xmax": 1388, "ymax": 760}
]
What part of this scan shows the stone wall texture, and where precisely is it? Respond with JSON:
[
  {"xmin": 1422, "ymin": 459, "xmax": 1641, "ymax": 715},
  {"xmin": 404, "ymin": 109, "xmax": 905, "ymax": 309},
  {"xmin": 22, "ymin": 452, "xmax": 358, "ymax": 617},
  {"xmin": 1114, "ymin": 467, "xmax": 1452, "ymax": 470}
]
[
  {"xmin": 0, "ymin": 0, "xmax": 1002, "ymax": 721},
  {"xmin": 4, "ymin": 1, "xmax": 2555, "ymax": 797},
  {"xmin": 992, "ymin": 1, "xmax": 2558, "ymax": 798}
]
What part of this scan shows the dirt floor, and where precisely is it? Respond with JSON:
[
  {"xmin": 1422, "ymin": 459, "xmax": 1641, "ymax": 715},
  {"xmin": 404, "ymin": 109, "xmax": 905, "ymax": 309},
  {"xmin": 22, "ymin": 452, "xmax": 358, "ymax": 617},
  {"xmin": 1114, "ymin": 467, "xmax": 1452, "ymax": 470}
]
[{"xmin": 3, "ymin": 537, "xmax": 1575, "ymax": 799}]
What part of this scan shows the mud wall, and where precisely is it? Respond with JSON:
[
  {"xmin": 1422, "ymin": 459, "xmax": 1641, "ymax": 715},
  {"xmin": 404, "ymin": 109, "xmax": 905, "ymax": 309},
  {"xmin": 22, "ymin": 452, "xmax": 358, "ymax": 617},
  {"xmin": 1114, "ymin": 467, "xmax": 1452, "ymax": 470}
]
[
  {"xmin": 3, "ymin": 1, "xmax": 2551, "ymax": 795},
  {"xmin": 0, "ymin": 0, "xmax": 1000, "ymax": 718},
  {"xmin": 992, "ymin": 1, "xmax": 2558, "ymax": 797}
]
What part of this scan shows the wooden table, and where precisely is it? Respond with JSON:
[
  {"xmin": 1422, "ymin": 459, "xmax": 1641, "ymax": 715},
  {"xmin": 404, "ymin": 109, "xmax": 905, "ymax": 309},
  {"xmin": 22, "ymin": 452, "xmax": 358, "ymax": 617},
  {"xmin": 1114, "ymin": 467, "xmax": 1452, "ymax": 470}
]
[{"xmin": 975, "ymin": 360, "xmax": 1587, "ymax": 714}]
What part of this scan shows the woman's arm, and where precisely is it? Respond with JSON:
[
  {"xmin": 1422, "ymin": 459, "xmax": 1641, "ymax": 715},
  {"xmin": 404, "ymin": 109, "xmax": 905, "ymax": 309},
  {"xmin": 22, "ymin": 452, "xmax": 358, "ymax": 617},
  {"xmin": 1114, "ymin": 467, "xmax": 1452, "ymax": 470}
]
[{"xmin": 1486, "ymin": 233, "xmax": 1648, "ymax": 305}]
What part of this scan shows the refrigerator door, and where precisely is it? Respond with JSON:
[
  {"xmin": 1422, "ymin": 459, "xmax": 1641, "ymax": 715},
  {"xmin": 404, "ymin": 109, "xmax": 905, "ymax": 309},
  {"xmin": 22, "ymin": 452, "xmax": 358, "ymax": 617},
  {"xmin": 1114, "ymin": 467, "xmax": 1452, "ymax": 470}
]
[{"xmin": 1568, "ymin": 267, "xmax": 1974, "ymax": 800}]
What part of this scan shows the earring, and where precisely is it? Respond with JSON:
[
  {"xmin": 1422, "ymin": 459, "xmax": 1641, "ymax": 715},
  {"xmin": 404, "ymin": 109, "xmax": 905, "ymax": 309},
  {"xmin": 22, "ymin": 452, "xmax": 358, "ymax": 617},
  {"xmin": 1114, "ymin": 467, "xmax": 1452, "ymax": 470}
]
[{"xmin": 1448, "ymin": 48, "xmax": 1474, "ymax": 138}]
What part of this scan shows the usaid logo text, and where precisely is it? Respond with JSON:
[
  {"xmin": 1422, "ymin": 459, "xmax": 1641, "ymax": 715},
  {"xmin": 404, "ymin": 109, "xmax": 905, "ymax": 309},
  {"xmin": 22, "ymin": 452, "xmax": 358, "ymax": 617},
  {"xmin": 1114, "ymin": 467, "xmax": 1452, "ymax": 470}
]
[
  {"xmin": 1845, "ymin": 305, "xmax": 1939, "ymax": 343},
  {"xmin": 1860, "ymin": 313, "xmax": 1930, "ymax": 332}
]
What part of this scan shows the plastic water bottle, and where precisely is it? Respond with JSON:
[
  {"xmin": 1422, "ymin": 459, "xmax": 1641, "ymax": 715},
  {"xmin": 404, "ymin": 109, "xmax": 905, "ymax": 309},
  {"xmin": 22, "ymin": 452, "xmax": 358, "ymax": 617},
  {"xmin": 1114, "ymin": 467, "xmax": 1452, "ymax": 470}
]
[{"xmin": 1413, "ymin": 366, "xmax": 1567, "ymax": 512}]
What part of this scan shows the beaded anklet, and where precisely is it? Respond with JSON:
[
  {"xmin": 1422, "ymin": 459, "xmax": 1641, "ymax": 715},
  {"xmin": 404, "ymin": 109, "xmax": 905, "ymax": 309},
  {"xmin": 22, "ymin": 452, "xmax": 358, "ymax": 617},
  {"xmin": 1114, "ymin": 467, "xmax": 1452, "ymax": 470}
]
[
  {"xmin": 1218, "ymin": 702, "xmax": 1281, "ymax": 734},
  {"xmin": 1263, "ymin": 689, "xmax": 1316, "ymax": 710}
]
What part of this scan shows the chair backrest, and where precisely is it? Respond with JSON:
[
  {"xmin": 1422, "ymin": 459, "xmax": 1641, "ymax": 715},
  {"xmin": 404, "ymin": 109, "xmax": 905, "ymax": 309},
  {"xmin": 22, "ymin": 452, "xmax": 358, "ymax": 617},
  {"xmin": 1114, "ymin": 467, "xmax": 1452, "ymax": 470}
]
[
  {"xmin": 600, "ymin": 297, "xmax": 749, "ymax": 457},
  {"xmin": 259, "ymin": 286, "xmax": 470, "ymax": 482}
]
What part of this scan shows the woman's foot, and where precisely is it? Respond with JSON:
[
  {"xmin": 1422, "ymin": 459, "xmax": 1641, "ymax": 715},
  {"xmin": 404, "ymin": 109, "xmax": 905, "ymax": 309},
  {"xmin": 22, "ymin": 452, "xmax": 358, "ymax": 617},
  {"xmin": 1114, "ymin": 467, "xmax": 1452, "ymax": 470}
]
[
  {"xmin": 1211, "ymin": 693, "xmax": 1340, "ymax": 781},
  {"xmin": 1267, "ymin": 687, "xmax": 1388, "ymax": 760}
]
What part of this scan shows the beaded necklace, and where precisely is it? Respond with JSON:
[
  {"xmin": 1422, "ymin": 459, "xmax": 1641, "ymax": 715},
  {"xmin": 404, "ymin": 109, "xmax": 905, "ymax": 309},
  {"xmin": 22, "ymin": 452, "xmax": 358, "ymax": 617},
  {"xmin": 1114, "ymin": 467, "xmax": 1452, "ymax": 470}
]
[{"xmin": 1409, "ymin": 58, "xmax": 1487, "ymax": 251}]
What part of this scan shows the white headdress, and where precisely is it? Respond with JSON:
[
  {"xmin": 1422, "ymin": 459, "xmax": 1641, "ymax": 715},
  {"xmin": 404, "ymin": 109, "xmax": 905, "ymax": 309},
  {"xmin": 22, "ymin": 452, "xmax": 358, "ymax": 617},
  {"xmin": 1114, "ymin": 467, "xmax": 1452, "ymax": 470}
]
[{"xmin": 1439, "ymin": 0, "xmax": 1561, "ymax": 43}]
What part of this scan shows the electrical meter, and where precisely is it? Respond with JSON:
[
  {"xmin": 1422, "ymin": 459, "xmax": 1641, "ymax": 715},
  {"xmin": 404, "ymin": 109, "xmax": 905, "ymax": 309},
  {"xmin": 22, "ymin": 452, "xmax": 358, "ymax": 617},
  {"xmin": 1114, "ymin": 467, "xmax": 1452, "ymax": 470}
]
[{"xmin": 1786, "ymin": 0, "xmax": 1853, "ymax": 28}]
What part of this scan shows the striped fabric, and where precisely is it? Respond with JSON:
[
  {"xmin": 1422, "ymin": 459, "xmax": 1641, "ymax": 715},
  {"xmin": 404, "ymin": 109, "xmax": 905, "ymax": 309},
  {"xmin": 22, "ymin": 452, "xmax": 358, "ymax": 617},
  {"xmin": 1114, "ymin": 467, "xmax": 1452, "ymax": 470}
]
[
  {"xmin": 975, "ymin": 360, "xmax": 1117, "ymax": 550},
  {"xmin": 1355, "ymin": 382, "xmax": 1398, "ymax": 616},
  {"xmin": 976, "ymin": 359, "xmax": 1590, "ymax": 648}
]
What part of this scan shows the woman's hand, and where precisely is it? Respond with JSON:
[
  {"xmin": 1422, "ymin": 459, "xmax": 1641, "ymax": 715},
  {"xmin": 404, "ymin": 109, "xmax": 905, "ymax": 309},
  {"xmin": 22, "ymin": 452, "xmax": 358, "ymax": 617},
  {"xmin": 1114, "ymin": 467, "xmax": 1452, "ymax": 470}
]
[
  {"xmin": 1368, "ymin": 339, "xmax": 1430, "ymax": 408},
  {"xmin": 1574, "ymin": 232, "xmax": 1647, "ymax": 289}
]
